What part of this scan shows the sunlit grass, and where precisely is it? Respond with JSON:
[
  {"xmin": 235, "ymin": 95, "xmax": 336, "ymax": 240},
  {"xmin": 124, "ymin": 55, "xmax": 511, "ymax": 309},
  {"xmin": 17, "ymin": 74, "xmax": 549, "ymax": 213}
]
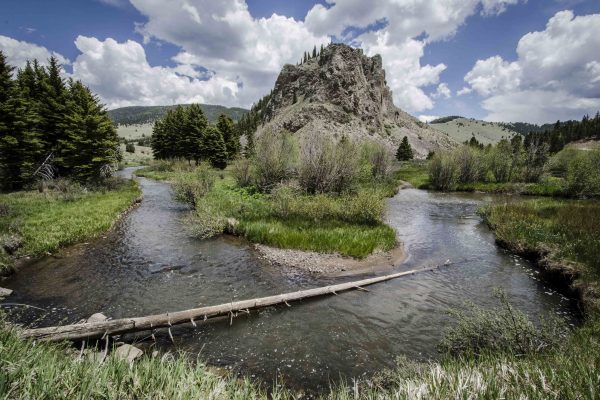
[{"xmin": 0, "ymin": 179, "xmax": 140, "ymax": 271}]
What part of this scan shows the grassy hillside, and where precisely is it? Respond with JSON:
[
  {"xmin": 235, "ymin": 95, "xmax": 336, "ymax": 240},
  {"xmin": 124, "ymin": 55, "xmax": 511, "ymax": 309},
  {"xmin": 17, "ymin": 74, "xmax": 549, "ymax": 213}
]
[
  {"xmin": 430, "ymin": 117, "xmax": 521, "ymax": 145},
  {"xmin": 116, "ymin": 123, "xmax": 153, "ymax": 141},
  {"xmin": 108, "ymin": 104, "xmax": 248, "ymax": 126}
]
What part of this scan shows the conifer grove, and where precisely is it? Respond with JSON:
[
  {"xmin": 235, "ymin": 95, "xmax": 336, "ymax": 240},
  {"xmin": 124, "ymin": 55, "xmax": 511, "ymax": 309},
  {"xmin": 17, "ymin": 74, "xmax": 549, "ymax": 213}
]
[
  {"xmin": 151, "ymin": 105, "xmax": 239, "ymax": 168},
  {"xmin": 0, "ymin": 51, "xmax": 119, "ymax": 191}
]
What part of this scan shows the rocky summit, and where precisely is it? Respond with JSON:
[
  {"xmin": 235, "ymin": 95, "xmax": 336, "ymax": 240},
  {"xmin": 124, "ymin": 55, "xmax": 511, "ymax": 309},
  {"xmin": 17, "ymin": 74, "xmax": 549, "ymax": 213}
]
[{"xmin": 258, "ymin": 43, "xmax": 456, "ymax": 157}]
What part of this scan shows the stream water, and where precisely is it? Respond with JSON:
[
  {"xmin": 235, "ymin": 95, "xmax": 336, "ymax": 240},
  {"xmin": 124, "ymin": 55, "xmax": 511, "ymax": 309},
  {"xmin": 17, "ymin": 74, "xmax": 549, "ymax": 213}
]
[{"xmin": 2, "ymin": 167, "xmax": 577, "ymax": 392}]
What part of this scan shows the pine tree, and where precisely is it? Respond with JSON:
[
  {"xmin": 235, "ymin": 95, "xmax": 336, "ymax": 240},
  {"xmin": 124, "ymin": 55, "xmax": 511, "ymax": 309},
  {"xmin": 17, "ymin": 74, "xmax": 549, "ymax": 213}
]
[
  {"xmin": 60, "ymin": 81, "xmax": 119, "ymax": 181},
  {"xmin": 216, "ymin": 113, "xmax": 238, "ymax": 160},
  {"xmin": 396, "ymin": 136, "xmax": 414, "ymax": 161},
  {"xmin": 204, "ymin": 126, "xmax": 228, "ymax": 169},
  {"xmin": 36, "ymin": 57, "xmax": 68, "ymax": 172},
  {"xmin": 151, "ymin": 119, "xmax": 166, "ymax": 159},
  {"xmin": 184, "ymin": 104, "xmax": 208, "ymax": 163},
  {"xmin": 320, "ymin": 44, "xmax": 325, "ymax": 54},
  {"xmin": 312, "ymin": 45, "xmax": 317, "ymax": 58},
  {"xmin": 303, "ymin": 52, "xmax": 307, "ymax": 63}
]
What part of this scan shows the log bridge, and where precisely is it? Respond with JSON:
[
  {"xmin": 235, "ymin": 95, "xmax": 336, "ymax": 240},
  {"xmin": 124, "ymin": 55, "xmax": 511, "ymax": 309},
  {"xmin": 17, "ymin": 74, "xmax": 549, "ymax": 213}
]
[{"xmin": 20, "ymin": 265, "xmax": 450, "ymax": 342}]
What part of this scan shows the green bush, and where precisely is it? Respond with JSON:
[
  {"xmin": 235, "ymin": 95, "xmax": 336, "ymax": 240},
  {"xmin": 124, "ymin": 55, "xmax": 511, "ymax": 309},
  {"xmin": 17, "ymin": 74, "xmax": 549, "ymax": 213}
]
[
  {"xmin": 297, "ymin": 133, "xmax": 360, "ymax": 194},
  {"xmin": 439, "ymin": 289, "xmax": 568, "ymax": 357},
  {"xmin": 429, "ymin": 153, "xmax": 458, "ymax": 190},
  {"xmin": 231, "ymin": 157, "xmax": 254, "ymax": 188},
  {"xmin": 254, "ymin": 130, "xmax": 298, "ymax": 192},
  {"xmin": 565, "ymin": 149, "xmax": 600, "ymax": 197},
  {"xmin": 125, "ymin": 143, "xmax": 135, "ymax": 153},
  {"xmin": 172, "ymin": 163, "xmax": 215, "ymax": 208}
]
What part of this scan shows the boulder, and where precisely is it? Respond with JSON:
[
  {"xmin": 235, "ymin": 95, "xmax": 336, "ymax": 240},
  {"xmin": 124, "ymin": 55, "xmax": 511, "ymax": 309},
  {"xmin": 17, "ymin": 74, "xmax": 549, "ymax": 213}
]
[
  {"xmin": 114, "ymin": 344, "xmax": 143, "ymax": 364},
  {"xmin": 0, "ymin": 287, "xmax": 13, "ymax": 299},
  {"xmin": 86, "ymin": 312, "xmax": 108, "ymax": 323}
]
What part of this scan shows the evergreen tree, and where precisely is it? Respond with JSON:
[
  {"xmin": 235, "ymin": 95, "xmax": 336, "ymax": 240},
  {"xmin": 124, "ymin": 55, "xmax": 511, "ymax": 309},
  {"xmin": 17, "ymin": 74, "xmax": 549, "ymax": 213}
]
[
  {"xmin": 184, "ymin": 104, "xmax": 208, "ymax": 163},
  {"xmin": 36, "ymin": 57, "xmax": 68, "ymax": 170},
  {"xmin": 204, "ymin": 126, "xmax": 228, "ymax": 169},
  {"xmin": 216, "ymin": 113, "xmax": 238, "ymax": 160},
  {"xmin": 60, "ymin": 81, "xmax": 119, "ymax": 181},
  {"xmin": 312, "ymin": 45, "xmax": 317, "ymax": 58},
  {"xmin": 396, "ymin": 136, "xmax": 414, "ymax": 161},
  {"xmin": 151, "ymin": 119, "xmax": 167, "ymax": 160}
]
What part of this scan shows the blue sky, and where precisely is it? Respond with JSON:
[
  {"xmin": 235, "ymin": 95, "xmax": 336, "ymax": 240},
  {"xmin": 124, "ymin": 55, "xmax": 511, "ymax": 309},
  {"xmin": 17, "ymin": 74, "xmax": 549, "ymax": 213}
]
[{"xmin": 1, "ymin": 0, "xmax": 599, "ymax": 123}]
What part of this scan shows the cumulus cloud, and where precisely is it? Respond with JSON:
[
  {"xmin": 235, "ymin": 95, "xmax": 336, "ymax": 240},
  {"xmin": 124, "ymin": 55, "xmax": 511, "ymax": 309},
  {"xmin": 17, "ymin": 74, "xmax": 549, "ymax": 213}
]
[
  {"xmin": 432, "ymin": 83, "xmax": 452, "ymax": 99},
  {"xmin": 461, "ymin": 10, "xmax": 600, "ymax": 123},
  {"xmin": 130, "ymin": 0, "xmax": 329, "ymax": 107},
  {"xmin": 300, "ymin": 0, "xmax": 522, "ymax": 112},
  {"xmin": 71, "ymin": 36, "xmax": 240, "ymax": 109},
  {"xmin": 0, "ymin": 35, "xmax": 69, "ymax": 69},
  {"xmin": 418, "ymin": 115, "xmax": 440, "ymax": 123}
]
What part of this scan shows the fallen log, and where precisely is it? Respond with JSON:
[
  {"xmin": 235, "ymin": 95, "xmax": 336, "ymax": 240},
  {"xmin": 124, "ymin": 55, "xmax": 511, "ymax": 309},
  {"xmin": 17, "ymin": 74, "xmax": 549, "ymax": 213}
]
[{"xmin": 20, "ymin": 265, "xmax": 449, "ymax": 342}]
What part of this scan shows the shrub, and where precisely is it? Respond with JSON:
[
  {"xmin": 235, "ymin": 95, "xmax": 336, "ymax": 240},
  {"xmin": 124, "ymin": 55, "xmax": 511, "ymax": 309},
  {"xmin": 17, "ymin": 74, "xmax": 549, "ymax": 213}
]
[
  {"xmin": 455, "ymin": 145, "xmax": 484, "ymax": 184},
  {"xmin": 254, "ymin": 130, "xmax": 298, "ymax": 192},
  {"xmin": 297, "ymin": 133, "xmax": 360, "ymax": 194},
  {"xmin": 565, "ymin": 149, "xmax": 600, "ymax": 197},
  {"xmin": 171, "ymin": 163, "xmax": 215, "ymax": 208},
  {"xmin": 439, "ymin": 289, "xmax": 568, "ymax": 357},
  {"xmin": 231, "ymin": 157, "xmax": 254, "ymax": 188},
  {"xmin": 429, "ymin": 153, "xmax": 458, "ymax": 190},
  {"xmin": 125, "ymin": 143, "xmax": 135, "ymax": 153},
  {"xmin": 487, "ymin": 140, "xmax": 513, "ymax": 183},
  {"xmin": 363, "ymin": 142, "xmax": 392, "ymax": 181},
  {"xmin": 343, "ymin": 189, "xmax": 384, "ymax": 225}
]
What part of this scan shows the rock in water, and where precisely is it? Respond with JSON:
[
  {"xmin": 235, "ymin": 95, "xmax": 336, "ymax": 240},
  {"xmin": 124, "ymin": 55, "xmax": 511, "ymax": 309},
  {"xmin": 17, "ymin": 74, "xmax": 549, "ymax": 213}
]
[
  {"xmin": 257, "ymin": 43, "xmax": 456, "ymax": 157},
  {"xmin": 0, "ymin": 287, "xmax": 13, "ymax": 299},
  {"xmin": 86, "ymin": 313, "xmax": 108, "ymax": 323},
  {"xmin": 114, "ymin": 344, "xmax": 143, "ymax": 364}
]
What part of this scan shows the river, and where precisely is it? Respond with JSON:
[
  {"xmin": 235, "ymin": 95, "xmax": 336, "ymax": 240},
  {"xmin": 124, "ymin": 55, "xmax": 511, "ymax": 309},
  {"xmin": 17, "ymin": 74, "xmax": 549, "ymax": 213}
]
[{"xmin": 2, "ymin": 167, "xmax": 577, "ymax": 392}]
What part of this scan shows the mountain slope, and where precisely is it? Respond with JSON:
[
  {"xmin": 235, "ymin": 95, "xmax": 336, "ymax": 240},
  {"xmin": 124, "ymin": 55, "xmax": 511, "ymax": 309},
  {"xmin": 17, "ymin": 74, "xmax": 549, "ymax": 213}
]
[
  {"xmin": 108, "ymin": 104, "xmax": 248, "ymax": 126},
  {"xmin": 430, "ymin": 117, "xmax": 522, "ymax": 145},
  {"xmin": 256, "ymin": 44, "xmax": 456, "ymax": 157}
]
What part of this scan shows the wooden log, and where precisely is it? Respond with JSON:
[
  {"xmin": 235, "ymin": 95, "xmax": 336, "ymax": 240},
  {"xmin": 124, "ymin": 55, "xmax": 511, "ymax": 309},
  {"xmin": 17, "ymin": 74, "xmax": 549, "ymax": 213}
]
[{"xmin": 20, "ymin": 265, "xmax": 448, "ymax": 342}]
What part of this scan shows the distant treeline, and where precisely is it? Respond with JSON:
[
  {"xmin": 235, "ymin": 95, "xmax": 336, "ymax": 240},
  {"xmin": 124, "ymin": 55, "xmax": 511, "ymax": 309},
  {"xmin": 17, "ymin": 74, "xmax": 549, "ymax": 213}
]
[
  {"xmin": 429, "ymin": 116, "xmax": 463, "ymax": 124},
  {"xmin": 525, "ymin": 113, "xmax": 600, "ymax": 153},
  {"xmin": 151, "ymin": 105, "xmax": 239, "ymax": 169},
  {"xmin": 0, "ymin": 51, "xmax": 119, "ymax": 191},
  {"xmin": 109, "ymin": 104, "xmax": 248, "ymax": 126},
  {"xmin": 235, "ymin": 92, "xmax": 273, "ymax": 153}
]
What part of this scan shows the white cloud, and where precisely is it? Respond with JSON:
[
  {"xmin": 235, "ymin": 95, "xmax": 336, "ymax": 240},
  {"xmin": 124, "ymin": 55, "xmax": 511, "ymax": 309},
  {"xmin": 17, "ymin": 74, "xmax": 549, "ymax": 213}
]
[
  {"xmin": 418, "ymin": 115, "xmax": 440, "ymax": 123},
  {"xmin": 130, "ymin": 0, "xmax": 329, "ymax": 107},
  {"xmin": 301, "ymin": 0, "xmax": 522, "ymax": 112},
  {"xmin": 432, "ymin": 83, "xmax": 452, "ymax": 99},
  {"xmin": 462, "ymin": 10, "xmax": 600, "ymax": 123},
  {"xmin": 71, "ymin": 36, "xmax": 240, "ymax": 109},
  {"xmin": 457, "ymin": 86, "xmax": 473, "ymax": 96},
  {"xmin": 464, "ymin": 56, "xmax": 521, "ymax": 96},
  {"xmin": 0, "ymin": 35, "xmax": 69, "ymax": 69}
]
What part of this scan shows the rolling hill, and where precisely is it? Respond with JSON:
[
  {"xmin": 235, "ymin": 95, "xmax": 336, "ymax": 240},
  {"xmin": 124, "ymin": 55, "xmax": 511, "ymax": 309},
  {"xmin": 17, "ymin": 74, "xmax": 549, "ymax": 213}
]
[
  {"xmin": 108, "ymin": 104, "xmax": 248, "ymax": 126},
  {"xmin": 429, "ymin": 116, "xmax": 522, "ymax": 145}
]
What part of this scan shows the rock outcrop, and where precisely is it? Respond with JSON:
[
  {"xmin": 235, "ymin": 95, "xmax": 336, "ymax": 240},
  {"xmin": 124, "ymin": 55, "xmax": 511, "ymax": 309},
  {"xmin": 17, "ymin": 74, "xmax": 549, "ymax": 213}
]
[{"xmin": 257, "ymin": 44, "xmax": 456, "ymax": 157}]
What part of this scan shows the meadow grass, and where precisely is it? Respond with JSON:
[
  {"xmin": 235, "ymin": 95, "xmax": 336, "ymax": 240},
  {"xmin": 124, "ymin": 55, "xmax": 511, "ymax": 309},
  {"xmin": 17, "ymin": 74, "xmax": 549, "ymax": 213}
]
[
  {"xmin": 138, "ymin": 160, "xmax": 399, "ymax": 258},
  {"xmin": 480, "ymin": 198, "xmax": 600, "ymax": 314},
  {"xmin": 189, "ymin": 176, "xmax": 396, "ymax": 258},
  {"xmin": 0, "ymin": 179, "xmax": 140, "ymax": 274},
  {"xmin": 396, "ymin": 161, "xmax": 568, "ymax": 196}
]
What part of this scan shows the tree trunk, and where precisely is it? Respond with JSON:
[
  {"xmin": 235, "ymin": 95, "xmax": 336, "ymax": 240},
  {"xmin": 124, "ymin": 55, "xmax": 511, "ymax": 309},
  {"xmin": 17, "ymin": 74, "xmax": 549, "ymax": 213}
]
[{"xmin": 20, "ymin": 265, "xmax": 448, "ymax": 342}]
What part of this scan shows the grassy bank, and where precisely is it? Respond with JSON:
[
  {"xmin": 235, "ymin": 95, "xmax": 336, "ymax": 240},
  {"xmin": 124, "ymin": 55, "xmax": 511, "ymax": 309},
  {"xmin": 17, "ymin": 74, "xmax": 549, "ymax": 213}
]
[
  {"xmin": 480, "ymin": 198, "xmax": 600, "ymax": 315},
  {"xmin": 397, "ymin": 161, "xmax": 568, "ymax": 196},
  {"xmin": 0, "ymin": 178, "xmax": 141, "ymax": 274},
  {"xmin": 141, "ymin": 161, "xmax": 398, "ymax": 258}
]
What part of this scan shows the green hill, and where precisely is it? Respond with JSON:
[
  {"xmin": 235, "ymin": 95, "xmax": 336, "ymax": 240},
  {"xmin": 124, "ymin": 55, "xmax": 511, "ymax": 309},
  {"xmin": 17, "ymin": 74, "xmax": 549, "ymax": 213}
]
[
  {"xmin": 108, "ymin": 104, "xmax": 248, "ymax": 126},
  {"xmin": 430, "ymin": 117, "xmax": 522, "ymax": 145}
]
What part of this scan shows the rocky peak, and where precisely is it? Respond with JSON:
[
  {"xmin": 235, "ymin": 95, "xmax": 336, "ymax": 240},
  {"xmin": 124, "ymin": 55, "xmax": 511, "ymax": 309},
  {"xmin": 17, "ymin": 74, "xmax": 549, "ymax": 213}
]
[{"xmin": 258, "ymin": 43, "xmax": 456, "ymax": 157}]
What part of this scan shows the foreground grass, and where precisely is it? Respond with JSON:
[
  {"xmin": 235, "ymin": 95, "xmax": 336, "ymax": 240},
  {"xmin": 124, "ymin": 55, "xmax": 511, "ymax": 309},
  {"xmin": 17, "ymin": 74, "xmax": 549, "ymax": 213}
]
[
  {"xmin": 2, "ymin": 179, "xmax": 600, "ymax": 398},
  {"xmin": 0, "ymin": 179, "xmax": 140, "ymax": 273}
]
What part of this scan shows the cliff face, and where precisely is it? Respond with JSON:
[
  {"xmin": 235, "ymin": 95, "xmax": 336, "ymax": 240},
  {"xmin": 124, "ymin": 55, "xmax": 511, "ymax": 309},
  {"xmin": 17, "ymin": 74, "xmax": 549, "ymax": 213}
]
[{"xmin": 258, "ymin": 44, "xmax": 456, "ymax": 157}]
